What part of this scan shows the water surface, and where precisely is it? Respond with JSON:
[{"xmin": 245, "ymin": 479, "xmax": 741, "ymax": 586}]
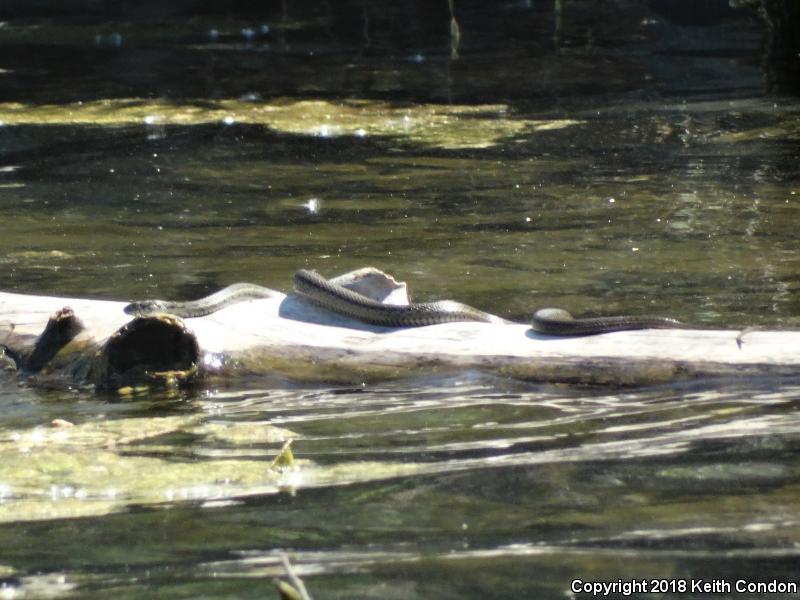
[{"xmin": 1, "ymin": 1, "xmax": 799, "ymax": 598}]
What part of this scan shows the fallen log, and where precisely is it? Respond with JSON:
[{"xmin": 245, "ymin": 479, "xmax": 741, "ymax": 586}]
[{"xmin": 1, "ymin": 268, "xmax": 798, "ymax": 389}]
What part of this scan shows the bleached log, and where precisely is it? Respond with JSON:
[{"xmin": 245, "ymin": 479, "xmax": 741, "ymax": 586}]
[{"xmin": 1, "ymin": 270, "xmax": 798, "ymax": 388}]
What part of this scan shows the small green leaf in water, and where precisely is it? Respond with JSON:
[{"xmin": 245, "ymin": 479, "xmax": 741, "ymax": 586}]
[
  {"xmin": 270, "ymin": 439, "xmax": 296, "ymax": 471},
  {"xmin": 275, "ymin": 579, "xmax": 304, "ymax": 600}
]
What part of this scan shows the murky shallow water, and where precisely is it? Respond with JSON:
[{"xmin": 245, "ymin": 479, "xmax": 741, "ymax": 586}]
[
  {"xmin": 1, "ymin": 1, "xmax": 800, "ymax": 598},
  {"xmin": 3, "ymin": 372, "xmax": 800, "ymax": 598}
]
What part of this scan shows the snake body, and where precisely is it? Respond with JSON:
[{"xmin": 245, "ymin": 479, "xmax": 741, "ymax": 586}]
[
  {"xmin": 530, "ymin": 308, "xmax": 682, "ymax": 336},
  {"xmin": 124, "ymin": 283, "xmax": 276, "ymax": 318},
  {"xmin": 124, "ymin": 270, "xmax": 682, "ymax": 335},
  {"xmin": 293, "ymin": 269, "xmax": 507, "ymax": 326}
]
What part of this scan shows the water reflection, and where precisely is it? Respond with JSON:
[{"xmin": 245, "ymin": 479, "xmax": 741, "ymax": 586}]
[
  {"xmin": 2, "ymin": 373, "xmax": 800, "ymax": 596},
  {"xmin": 1, "ymin": 98, "xmax": 798, "ymax": 327},
  {"xmin": 2, "ymin": 373, "xmax": 800, "ymax": 522}
]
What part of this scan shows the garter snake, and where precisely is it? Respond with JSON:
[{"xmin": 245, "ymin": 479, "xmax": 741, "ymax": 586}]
[{"xmin": 125, "ymin": 270, "xmax": 682, "ymax": 335}]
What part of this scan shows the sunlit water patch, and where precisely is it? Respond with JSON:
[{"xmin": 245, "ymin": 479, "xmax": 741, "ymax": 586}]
[
  {"xmin": 2, "ymin": 373, "xmax": 800, "ymax": 596},
  {"xmin": 0, "ymin": 98, "xmax": 581, "ymax": 150},
  {"xmin": 3, "ymin": 373, "xmax": 800, "ymax": 525}
]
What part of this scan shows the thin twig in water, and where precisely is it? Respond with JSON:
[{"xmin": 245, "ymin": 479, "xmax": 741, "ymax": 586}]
[{"xmin": 278, "ymin": 552, "xmax": 313, "ymax": 600}]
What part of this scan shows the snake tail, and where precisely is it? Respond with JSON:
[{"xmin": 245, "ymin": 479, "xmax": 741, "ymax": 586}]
[{"xmin": 531, "ymin": 307, "xmax": 683, "ymax": 336}]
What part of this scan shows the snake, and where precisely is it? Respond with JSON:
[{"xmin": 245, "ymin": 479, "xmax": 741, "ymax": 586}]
[
  {"xmin": 293, "ymin": 269, "xmax": 508, "ymax": 326},
  {"xmin": 124, "ymin": 282, "xmax": 277, "ymax": 318},
  {"xmin": 124, "ymin": 270, "xmax": 683, "ymax": 335},
  {"xmin": 530, "ymin": 308, "xmax": 683, "ymax": 336}
]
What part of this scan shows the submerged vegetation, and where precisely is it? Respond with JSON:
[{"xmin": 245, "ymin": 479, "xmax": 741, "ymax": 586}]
[
  {"xmin": 0, "ymin": 98, "xmax": 581, "ymax": 149},
  {"xmin": 0, "ymin": 414, "xmax": 297, "ymax": 521}
]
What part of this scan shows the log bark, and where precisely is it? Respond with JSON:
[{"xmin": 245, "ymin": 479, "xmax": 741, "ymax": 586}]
[{"xmin": 1, "ymin": 269, "xmax": 797, "ymax": 388}]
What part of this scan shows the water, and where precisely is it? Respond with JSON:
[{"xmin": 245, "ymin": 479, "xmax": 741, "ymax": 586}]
[{"xmin": 1, "ymin": 1, "xmax": 800, "ymax": 598}]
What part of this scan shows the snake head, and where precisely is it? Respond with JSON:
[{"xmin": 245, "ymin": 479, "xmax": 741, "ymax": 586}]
[{"xmin": 124, "ymin": 300, "xmax": 168, "ymax": 316}]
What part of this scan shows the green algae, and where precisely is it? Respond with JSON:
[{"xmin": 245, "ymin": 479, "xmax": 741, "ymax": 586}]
[
  {"xmin": 0, "ymin": 98, "xmax": 581, "ymax": 149},
  {"xmin": 0, "ymin": 412, "xmax": 433, "ymax": 523},
  {"xmin": 0, "ymin": 415, "xmax": 299, "ymax": 522}
]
